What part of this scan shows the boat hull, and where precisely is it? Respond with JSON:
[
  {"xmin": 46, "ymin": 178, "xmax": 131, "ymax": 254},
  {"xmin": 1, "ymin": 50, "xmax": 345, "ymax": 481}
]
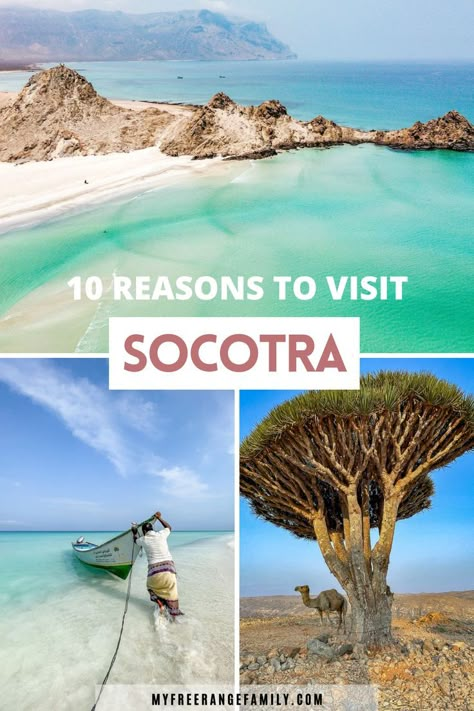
[{"xmin": 72, "ymin": 518, "xmax": 152, "ymax": 579}]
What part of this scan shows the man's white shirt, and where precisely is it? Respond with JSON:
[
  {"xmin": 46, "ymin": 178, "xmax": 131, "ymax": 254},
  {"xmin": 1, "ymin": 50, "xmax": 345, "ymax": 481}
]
[{"xmin": 137, "ymin": 528, "xmax": 172, "ymax": 564}]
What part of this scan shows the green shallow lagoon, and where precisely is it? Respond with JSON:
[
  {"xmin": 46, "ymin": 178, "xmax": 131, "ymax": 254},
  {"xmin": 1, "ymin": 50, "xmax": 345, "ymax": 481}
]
[
  {"xmin": 0, "ymin": 144, "xmax": 472, "ymax": 352},
  {"xmin": 0, "ymin": 531, "xmax": 234, "ymax": 709}
]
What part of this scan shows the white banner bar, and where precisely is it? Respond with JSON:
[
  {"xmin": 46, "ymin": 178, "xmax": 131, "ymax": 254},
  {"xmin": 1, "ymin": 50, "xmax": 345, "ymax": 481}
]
[
  {"xmin": 109, "ymin": 317, "xmax": 360, "ymax": 390},
  {"xmin": 94, "ymin": 684, "xmax": 377, "ymax": 710}
]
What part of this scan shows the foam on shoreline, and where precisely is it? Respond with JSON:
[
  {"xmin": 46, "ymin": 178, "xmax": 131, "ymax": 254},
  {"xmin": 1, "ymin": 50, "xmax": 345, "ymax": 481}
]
[{"xmin": 0, "ymin": 147, "xmax": 221, "ymax": 234}]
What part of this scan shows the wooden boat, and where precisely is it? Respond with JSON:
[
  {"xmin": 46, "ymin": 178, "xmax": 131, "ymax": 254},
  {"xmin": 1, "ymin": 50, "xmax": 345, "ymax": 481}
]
[{"xmin": 71, "ymin": 517, "xmax": 153, "ymax": 580}]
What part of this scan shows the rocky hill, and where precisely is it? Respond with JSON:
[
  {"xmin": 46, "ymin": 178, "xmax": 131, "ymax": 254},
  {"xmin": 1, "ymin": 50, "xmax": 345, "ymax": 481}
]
[
  {"xmin": 0, "ymin": 7, "xmax": 295, "ymax": 62},
  {"xmin": 0, "ymin": 67, "xmax": 472, "ymax": 163},
  {"xmin": 161, "ymin": 93, "xmax": 474, "ymax": 158},
  {"xmin": 0, "ymin": 65, "xmax": 175, "ymax": 162},
  {"xmin": 160, "ymin": 93, "xmax": 368, "ymax": 158}
]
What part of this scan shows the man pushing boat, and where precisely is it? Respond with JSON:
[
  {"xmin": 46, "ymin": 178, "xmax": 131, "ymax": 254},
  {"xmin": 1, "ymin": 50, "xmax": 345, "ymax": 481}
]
[{"xmin": 132, "ymin": 512, "xmax": 184, "ymax": 621}]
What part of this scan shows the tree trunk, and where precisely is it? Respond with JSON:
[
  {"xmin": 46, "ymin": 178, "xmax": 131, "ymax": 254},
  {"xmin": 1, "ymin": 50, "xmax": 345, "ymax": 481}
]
[
  {"xmin": 312, "ymin": 491, "xmax": 396, "ymax": 648},
  {"xmin": 348, "ymin": 588, "xmax": 393, "ymax": 647}
]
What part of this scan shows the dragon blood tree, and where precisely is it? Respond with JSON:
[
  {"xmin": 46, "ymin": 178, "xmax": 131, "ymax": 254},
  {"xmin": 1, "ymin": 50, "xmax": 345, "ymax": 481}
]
[{"xmin": 240, "ymin": 372, "xmax": 474, "ymax": 647}]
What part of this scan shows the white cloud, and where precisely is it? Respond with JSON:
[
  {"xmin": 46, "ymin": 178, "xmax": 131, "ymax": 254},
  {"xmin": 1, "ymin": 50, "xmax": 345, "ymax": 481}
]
[
  {"xmin": 0, "ymin": 360, "xmax": 132, "ymax": 474},
  {"xmin": 0, "ymin": 361, "xmax": 218, "ymax": 502},
  {"xmin": 115, "ymin": 393, "xmax": 162, "ymax": 437},
  {"xmin": 196, "ymin": 0, "xmax": 230, "ymax": 11},
  {"xmin": 152, "ymin": 465, "xmax": 209, "ymax": 498}
]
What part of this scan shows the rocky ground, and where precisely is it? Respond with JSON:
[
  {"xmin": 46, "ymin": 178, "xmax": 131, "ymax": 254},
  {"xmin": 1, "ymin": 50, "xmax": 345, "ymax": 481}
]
[
  {"xmin": 1, "ymin": 65, "xmax": 473, "ymax": 164},
  {"xmin": 240, "ymin": 592, "xmax": 474, "ymax": 710}
]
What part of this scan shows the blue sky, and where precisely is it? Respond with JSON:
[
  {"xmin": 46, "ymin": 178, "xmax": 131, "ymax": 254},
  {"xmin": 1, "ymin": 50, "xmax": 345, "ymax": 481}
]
[
  {"xmin": 0, "ymin": 359, "xmax": 234, "ymax": 531},
  {"xmin": 241, "ymin": 358, "xmax": 474, "ymax": 596},
  {"xmin": 1, "ymin": 1, "xmax": 472, "ymax": 60}
]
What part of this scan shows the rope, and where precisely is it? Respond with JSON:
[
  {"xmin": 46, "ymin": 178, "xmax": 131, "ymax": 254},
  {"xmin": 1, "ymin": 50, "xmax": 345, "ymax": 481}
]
[{"xmin": 91, "ymin": 539, "xmax": 136, "ymax": 711}]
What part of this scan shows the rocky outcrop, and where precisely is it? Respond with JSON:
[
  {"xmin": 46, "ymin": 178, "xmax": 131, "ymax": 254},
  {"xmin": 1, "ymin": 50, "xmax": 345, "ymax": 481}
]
[
  {"xmin": 1, "ymin": 67, "xmax": 472, "ymax": 164},
  {"xmin": 374, "ymin": 111, "xmax": 474, "ymax": 151},
  {"xmin": 161, "ymin": 93, "xmax": 474, "ymax": 159},
  {"xmin": 160, "ymin": 92, "xmax": 371, "ymax": 159},
  {"xmin": 0, "ymin": 65, "xmax": 175, "ymax": 162}
]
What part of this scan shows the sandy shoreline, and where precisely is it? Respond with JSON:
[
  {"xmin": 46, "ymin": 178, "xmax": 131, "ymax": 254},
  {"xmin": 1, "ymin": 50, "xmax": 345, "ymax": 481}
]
[
  {"xmin": 0, "ymin": 90, "xmax": 195, "ymax": 113},
  {"xmin": 0, "ymin": 146, "xmax": 218, "ymax": 234},
  {"xmin": 0, "ymin": 90, "xmax": 207, "ymax": 232}
]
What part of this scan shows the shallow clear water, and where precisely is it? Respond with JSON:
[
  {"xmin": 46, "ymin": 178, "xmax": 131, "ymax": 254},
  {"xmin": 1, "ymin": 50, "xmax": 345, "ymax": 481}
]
[
  {"xmin": 0, "ymin": 61, "xmax": 472, "ymax": 352},
  {"xmin": 0, "ymin": 531, "xmax": 234, "ymax": 710}
]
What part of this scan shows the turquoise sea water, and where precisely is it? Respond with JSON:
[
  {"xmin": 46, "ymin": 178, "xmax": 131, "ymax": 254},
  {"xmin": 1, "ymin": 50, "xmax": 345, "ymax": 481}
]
[
  {"xmin": 0, "ymin": 61, "xmax": 473, "ymax": 352},
  {"xmin": 2, "ymin": 61, "xmax": 473, "ymax": 127},
  {"xmin": 0, "ymin": 530, "xmax": 234, "ymax": 710}
]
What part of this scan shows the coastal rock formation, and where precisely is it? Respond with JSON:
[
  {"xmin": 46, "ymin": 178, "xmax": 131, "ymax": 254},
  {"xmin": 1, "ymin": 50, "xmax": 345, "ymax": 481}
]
[
  {"xmin": 161, "ymin": 93, "xmax": 474, "ymax": 159},
  {"xmin": 0, "ymin": 67, "xmax": 472, "ymax": 163},
  {"xmin": 374, "ymin": 111, "xmax": 474, "ymax": 151},
  {"xmin": 0, "ymin": 65, "xmax": 175, "ymax": 162},
  {"xmin": 160, "ymin": 93, "xmax": 369, "ymax": 159}
]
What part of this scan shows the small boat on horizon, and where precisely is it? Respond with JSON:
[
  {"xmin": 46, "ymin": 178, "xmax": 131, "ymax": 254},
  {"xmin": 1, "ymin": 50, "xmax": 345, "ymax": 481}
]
[{"xmin": 71, "ymin": 516, "xmax": 153, "ymax": 580}]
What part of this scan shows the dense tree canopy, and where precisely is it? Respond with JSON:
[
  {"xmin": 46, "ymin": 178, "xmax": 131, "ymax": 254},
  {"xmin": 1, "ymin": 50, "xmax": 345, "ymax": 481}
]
[
  {"xmin": 241, "ymin": 372, "xmax": 474, "ymax": 644},
  {"xmin": 241, "ymin": 371, "xmax": 473, "ymax": 538}
]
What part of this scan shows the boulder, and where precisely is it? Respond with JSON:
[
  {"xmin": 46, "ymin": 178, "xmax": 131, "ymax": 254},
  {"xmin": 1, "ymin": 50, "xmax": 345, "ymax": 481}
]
[
  {"xmin": 335, "ymin": 643, "xmax": 354, "ymax": 657},
  {"xmin": 307, "ymin": 638, "xmax": 336, "ymax": 660},
  {"xmin": 270, "ymin": 658, "xmax": 281, "ymax": 672},
  {"xmin": 316, "ymin": 633, "xmax": 330, "ymax": 644}
]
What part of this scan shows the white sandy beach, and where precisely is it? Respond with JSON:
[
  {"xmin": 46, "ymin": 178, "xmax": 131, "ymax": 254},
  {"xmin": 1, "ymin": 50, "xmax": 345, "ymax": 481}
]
[
  {"xmin": 112, "ymin": 98, "xmax": 193, "ymax": 116},
  {"xmin": 0, "ymin": 92, "xmax": 206, "ymax": 234},
  {"xmin": 0, "ymin": 90, "xmax": 193, "ymax": 114},
  {"xmin": 0, "ymin": 148, "xmax": 219, "ymax": 233}
]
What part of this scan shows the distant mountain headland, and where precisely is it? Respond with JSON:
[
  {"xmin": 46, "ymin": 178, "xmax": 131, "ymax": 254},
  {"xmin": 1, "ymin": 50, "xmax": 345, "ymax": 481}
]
[
  {"xmin": 0, "ymin": 7, "xmax": 296, "ymax": 62},
  {"xmin": 0, "ymin": 60, "xmax": 37, "ymax": 71},
  {"xmin": 0, "ymin": 66, "xmax": 472, "ymax": 163}
]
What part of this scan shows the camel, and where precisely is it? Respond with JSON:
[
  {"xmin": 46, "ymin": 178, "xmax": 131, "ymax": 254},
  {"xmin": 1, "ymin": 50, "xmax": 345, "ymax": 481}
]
[{"xmin": 295, "ymin": 585, "xmax": 347, "ymax": 631}]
